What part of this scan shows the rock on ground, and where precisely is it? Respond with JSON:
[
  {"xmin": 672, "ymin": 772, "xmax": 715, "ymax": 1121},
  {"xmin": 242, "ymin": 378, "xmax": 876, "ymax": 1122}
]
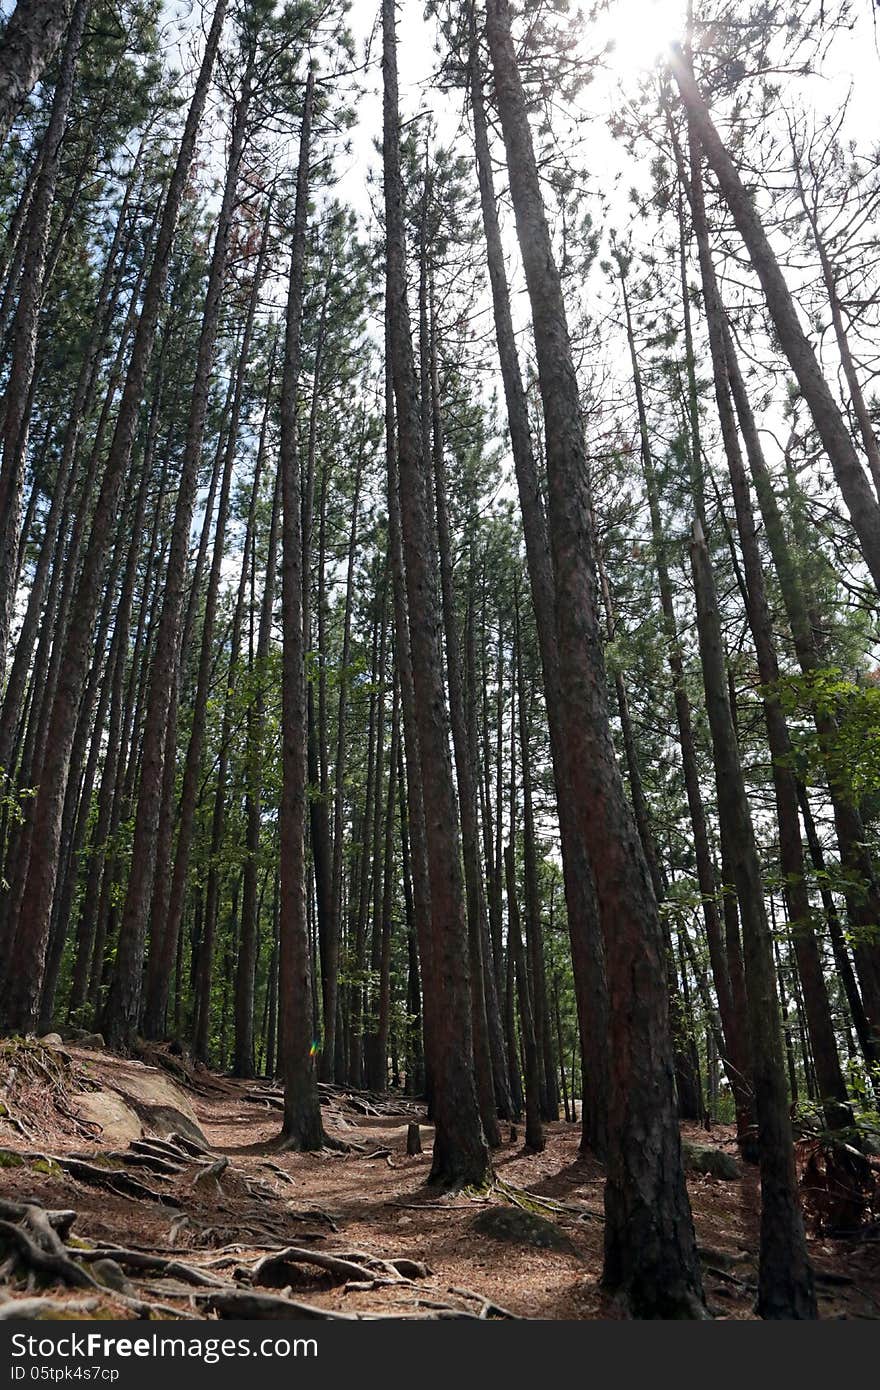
[
  {"xmin": 682, "ymin": 1141, "xmax": 742, "ymax": 1181},
  {"xmin": 471, "ymin": 1204, "xmax": 577, "ymax": 1254},
  {"xmin": 73, "ymin": 1091, "xmax": 143, "ymax": 1147}
]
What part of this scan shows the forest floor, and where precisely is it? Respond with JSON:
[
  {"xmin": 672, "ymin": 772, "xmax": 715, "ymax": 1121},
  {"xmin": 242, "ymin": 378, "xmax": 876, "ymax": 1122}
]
[{"xmin": 0, "ymin": 1039, "xmax": 878, "ymax": 1320}]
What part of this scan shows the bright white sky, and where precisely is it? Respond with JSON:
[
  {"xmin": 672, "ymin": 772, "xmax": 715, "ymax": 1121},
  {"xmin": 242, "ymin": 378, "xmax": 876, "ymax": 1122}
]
[
  {"xmin": 340, "ymin": 0, "xmax": 693, "ymax": 228},
  {"xmin": 339, "ymin": 0, "xmax": 875, "ymax": 234}
]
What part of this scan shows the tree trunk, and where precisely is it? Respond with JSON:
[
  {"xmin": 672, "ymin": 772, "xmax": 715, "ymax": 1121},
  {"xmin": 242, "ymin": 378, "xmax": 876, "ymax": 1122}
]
[
  {"xmin": 505, "ymin": 844, "xmax": 544, "ymax": 1153},
  {"xmin": 616, "ymin": 255, "xmax": 753, "ymax": 1144},
  {"xmin": 0, "ymin": 132, "xmax": 146, "ymax": 779},
  {"xmin": 0, "ymin": 0, "xmax": 228, "ymax": 1035},
  {"xmin": 513, "ymin": 584, "xmax": 558, "ymax": 1120},
  {"xmin": 195, "ymin": 412, "xmax": 262, "ymax": 1063},
  {"xmin": 277, "ymin": 67, "xmax": 323, "ymax": 1151},
  {"xmin": 142, "ymin": 237, "xmax": 267, "ymax": 1048},
  {"xmin": 366, "ymin": 673, "xmax": 400, "ymax": 1094},
  {"xmin": 465, "ymin": 549, "xmax": 512, "ymax": 1120},
  {"xmin": 507, "ymin": 652, "xmax": 543, "ymax": 1153},
  {"xmin": 430, "ymin": 300, "xmax": 502, "ymax": 1144},
  {"xmin": 323, "ymin": 424, "xmax": 365, "ymax": 1080},
  {"xmin": 383, "ymin": 0, "xmax": 487, "ymax": 1186},
  {"xmin": 0, "ymin": 0, "xmax": 89, "ymax": 677},
  {"xmin": 234, "ymin": 342, "xmax": 281, "ymax": 1077},
  {"xmin": 685, "ymin": 121, "xmax": 852, "ymax": 1132},
  {"xmin": 671, "ymin": 50, "xmax": 880, "ymax": 593},
  {"xmin": 386, "ymin": 343, "xmax": 435, "ymax": 1114},
  {"xmin": 398, "ymin": 744, "xmax": 424, "ymax": 1095},
  {"xmin": 302, "ymin": 280, "xmax": 333, "ymax": 1072},
  {"xmin": 105, "ymin": 68, "xmax": 254, "ymax": 1049},
  {"xmin": 0, "ymin": 0, "xmax": 74, "ymax": 146},
  {"xmin": 469, "ymin": 13, "xmax": 609, "ymax": 1155},
  {"xmin": 594, "ymin": 527, "xmax": 701, "ymax": 1121},
  {"xmin": 485, "ymin": 0, "xmax": 702, "ymax": 1316},
  {"xmin": 42, "ymin": 350, "xmax": 168, "ymax": 1025},
  {"xmin": 690, "ymin": 519, "xmax": 816, "ymax": 1319},
  {"xmin": 678, "ymin": 154, "xmax": 880, "ymax": 1068}
]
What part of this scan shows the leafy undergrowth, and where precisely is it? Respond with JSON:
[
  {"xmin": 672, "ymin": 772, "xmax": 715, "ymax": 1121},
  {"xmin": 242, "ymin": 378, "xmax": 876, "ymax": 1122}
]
[{"xmin": 1, "ymin": 1042, "xmax": 878, "ymax": 1321}]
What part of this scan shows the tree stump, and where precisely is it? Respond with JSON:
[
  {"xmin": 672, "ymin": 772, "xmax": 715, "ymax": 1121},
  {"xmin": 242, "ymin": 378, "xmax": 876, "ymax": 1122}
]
[{"xmin": 406, "ymin": 1122, "xmax": 422, "ymax": 1156}]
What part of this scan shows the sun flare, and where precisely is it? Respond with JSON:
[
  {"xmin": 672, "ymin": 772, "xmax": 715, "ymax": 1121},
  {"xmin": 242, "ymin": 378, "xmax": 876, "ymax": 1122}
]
[{"xmin": 596, "ymin": 0, "xmax": 686, "ymax": 78}]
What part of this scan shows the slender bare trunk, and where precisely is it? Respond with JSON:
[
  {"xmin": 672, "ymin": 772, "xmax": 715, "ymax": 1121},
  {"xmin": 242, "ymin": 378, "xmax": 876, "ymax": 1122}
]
[
  {"xmin": 690, "ymin": 519, "xmax": 816, "ymax": 1319},
  {"xmin": 277, "ymin": 67, "xmax": 323, "ymax": 1150},
  {"xmin": 469, "ymin": 13, "xmax": 609, "ymax": 1154},
  {"xmin": 384, "ymin": 0, "xmax": 487, "ymax": 1186},
  {"xmin": 486, "ymin": 0, "xmax": 702, "ymax": 1314}
]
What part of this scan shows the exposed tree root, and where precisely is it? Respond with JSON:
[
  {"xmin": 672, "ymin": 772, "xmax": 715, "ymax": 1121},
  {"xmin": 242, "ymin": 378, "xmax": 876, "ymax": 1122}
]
[
  {"xmin": 0, "ymin": 1188, "xmax": 518, "ymax": 1322},
  {"xmin": 57, "ymin": 1156, "xmax": 181, "ymax": 1206},
  {"xmin": 491, "ymin": 1176, "xmax": 602, "ymax": 1222},
  {"xmin": 198, "ymin": 1289, "xmax": 358, "ymax": 1319},
  {"xmin": 0, "ymin": 1216, "xmax": 99, "ymax": 1289},
  {"xmin": 190, "ymin": 1156, "xmax": 229, "ymax": 1194},
  {"xmin": 0, "ymin": 1297, "xmax": 101, "ymax": 1319},
  {"xmin": 76, "ymin": 1247, "xmax": 227, "ymax": 1288},
  {"xmin": 244, "ymin": 1090, "xmax": 284, "ymax": 1111},
  {"xmin": 0, "ymin": 1040, "xmax": 100, "ymax": 1144},
  {"xmin": 169, "ymin": 1131, "xmax": 212, "ymax": 1158},
  {"xmin": 0, "ymin": 1198, "xmax": 76, "ymax": 1238},
  {"xmin": 248, "ymin": 1244, "xmax": 429, "ymax": 1289},
  {"xmin": 448, "ymin": 1285, "xmax": 521, "ymax": 1319},
  {"xmin": 107, "ymin": 1149, "xmax": 186, "ymax": 1177}
]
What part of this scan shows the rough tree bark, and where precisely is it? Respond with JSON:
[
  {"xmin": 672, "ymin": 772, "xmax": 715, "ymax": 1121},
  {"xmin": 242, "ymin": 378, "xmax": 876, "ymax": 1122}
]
[
  {"xmin": 616, "ymin": 254, "xmax": 753, "ymax": 1144},
  {"xmin": 235, "ymin": 344, "xmax": 281, "ymax": 1078},
  {"xmin": 594, "ymin": 524, "xmax": 702, "ymax": 1122},
  {"xmin": 690, "ymin": 520, "xmax": 816, "ymax": 1319},
  {"xmin": 383, "ymin": 0, "xmax": 488, "ymax": 1186},
  {"xmin": 684, "ymin": 121, "xmax": 852, "ymax": 1132},
  {"xmin": 430, "ymin": 303, "xmax": 502, "ymax": 1144},
  {"xmin": 0, "ymin": 0, "xmax": 73, "ymax": 146},
  {"xmin": 0, "ymin": 0, "xmax": 89, "ymax": 678},
  {"xmin": 277, "ymin": 66, "xmax": 323, "ymax": 1150},
  {"xmin": 468, "ymin": 12, "xmax": 609, "ymax": 1154},
  {"xmin": 485, "ymin": 0, "xmax": 703, "ymax": 1315}
]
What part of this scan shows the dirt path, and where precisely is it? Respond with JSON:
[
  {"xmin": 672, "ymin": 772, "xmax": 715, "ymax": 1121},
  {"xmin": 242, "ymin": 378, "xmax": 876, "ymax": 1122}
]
[{"xmin": 1, "ymin": 1043, "xmax": 878, "ymax": 1320}]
